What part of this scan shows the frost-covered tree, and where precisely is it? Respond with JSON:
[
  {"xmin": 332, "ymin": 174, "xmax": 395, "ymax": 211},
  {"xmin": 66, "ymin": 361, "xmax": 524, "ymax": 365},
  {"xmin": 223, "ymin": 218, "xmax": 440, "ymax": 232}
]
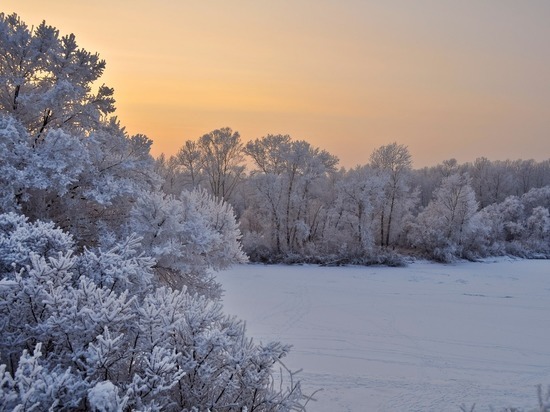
[
  {"xmin": 466, "ymin": 157, "xmax": 549, "ymax": 207},
  {"xmin": 176, "ymin": 140, "xmax": 203, "ymax": 189},
  {"xmin": 478, "ymin": 186, "xmax": 550, "ymax": 258},
  {"xmin": 169, "ymin": 128, "xmax": 245, "ymax": 202},
  {"xmin": 412, "ymin": 158, "xmax": 550, "ymax": 211},
  {"xmin": 479, "ymin": 196, "xmax": 525, "ymax": 255},
  {"xmin": 525, "ymin": 206, "xmax": 550, "ymax": 252},
  {"xmin": 199, "ymin": 127, "xmax": 245, "ymax": 201},
  {"xmin": 512, "ymin": 158, "xmax": 537, "ymax": 196},
  {"xmin": 328, "ymin": 165, "xmax": 386, "ymax": 257},
  {"xmin": 0, "ymin": 14, "xmax": 158, "ymax": 246},
  {"xmin": 159, "ymin": 140, "xmax": 205, "ymax": 195},
  {"xmin": 244, "ymin": 134, "xmax": 293, "ymax": 175},
  {"xmin": 412, "ymin": 158, "xmax": 464, "ymax": 207},
  {"xmin": 369, "ymin": 143, "xmax": 417, "ymax": 248},
  {"xmin": 0, "ymin": 114, "xmax": 33, "ymax": 212},
  {"xmin": 241, "ymin": 135, "xmax": 338, "ymax": 259},
  {"xmin": 0, "ymin": 113, "xmax": 158, "ymax": 247},
  {"xmin": 0, "ymin": 13, "xmax": 115, "ymax": 140},
  {"xmin": 408, "ymin": 173, "xmax": 481, "ymax": 262}
]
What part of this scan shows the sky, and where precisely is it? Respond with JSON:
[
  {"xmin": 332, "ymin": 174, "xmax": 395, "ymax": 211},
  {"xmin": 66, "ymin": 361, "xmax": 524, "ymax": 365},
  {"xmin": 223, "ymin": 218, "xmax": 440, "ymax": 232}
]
[{"xmin": 4, "ymin": 1, "xmax": 550, "ymax": 168}]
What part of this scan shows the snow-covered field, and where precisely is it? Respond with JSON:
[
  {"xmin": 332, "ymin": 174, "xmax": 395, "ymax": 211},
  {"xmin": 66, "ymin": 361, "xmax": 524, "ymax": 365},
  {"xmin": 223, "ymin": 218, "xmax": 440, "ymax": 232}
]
[{"xmin": 218, "ymin": 259, "xmax": 550, "ymax": 411}]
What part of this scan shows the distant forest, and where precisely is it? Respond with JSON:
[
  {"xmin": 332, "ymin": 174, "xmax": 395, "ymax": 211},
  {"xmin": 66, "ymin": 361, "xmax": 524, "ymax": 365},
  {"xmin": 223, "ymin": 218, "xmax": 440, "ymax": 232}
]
[{"xmin": 158, "ymin": 130, "xmax": 550, "ymax": 264}]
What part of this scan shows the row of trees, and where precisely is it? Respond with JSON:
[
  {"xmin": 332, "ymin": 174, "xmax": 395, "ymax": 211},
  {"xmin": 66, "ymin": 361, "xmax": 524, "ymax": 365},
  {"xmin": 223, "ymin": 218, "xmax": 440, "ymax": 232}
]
[
  {"xmin": 0, "ymin": 13, "xmax": 307, "ymax": 410},
  {"xmin": 159, "ymin": 131, "xmax": 550, "ymax": 264}
]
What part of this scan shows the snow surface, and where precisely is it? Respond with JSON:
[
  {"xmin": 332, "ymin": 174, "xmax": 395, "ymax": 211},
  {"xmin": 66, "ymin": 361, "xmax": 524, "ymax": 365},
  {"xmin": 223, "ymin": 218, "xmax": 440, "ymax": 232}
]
[
  {"xmin": 218, "ymin": 259, "xmax": 550, "ymax": 411},
  {"xmin": 88, "ymin": 381, "xmax": 121, "ymax": 412}
]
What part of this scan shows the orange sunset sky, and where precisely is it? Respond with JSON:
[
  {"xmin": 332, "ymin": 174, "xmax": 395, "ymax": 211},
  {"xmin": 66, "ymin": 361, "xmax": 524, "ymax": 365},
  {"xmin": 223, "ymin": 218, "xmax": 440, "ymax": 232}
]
[{"xmin": 4, "ymin": 1, "xmax": 550, "ymax": 168}]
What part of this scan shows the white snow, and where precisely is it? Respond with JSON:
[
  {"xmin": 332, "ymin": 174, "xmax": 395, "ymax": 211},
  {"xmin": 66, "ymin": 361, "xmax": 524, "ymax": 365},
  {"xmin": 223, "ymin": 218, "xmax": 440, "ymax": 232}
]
[
  {"xmin": 88, "ymin": 381, "xmax": 121, "ymax": 412},
  {"xmin": 218, "ymin": 258, "xmax": 550, "ymax": 411}
]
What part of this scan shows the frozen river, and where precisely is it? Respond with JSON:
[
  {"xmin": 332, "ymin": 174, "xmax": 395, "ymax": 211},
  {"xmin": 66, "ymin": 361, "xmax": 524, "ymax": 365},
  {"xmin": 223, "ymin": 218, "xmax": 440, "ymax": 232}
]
[{"xmin": 218, "ymin": 259, "xmax": 550, "ymax": 411}]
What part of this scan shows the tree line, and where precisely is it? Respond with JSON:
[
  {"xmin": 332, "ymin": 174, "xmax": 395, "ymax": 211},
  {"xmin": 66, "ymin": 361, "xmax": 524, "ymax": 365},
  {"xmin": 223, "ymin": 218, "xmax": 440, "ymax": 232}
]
[{"xmin": 158, "ymin": 129, "xmax": 550, "ymax": 265}]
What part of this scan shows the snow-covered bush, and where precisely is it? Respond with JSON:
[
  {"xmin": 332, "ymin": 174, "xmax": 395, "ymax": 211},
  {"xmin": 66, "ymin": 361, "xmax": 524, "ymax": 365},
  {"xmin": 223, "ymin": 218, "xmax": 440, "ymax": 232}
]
[
  {"xmin": 77, "ymin": 233, "xmax": 155, "ymax": 295},
  {"xmin": 131, "ymin": 189, "xmax": 247, "ymax": 298},
  {"xmin": 0, "ymin": 343, "xmax": 87, "ymax": 411},
  {"xmin": 0, "ymin": 212, "xmax": 74, "ymax": 273},
  {"xmin": 408, "ymin": 173, "xmax": 483, "ymax": 262},
  {"xmin": 0, "ymin": 213, "xmax": 305, "ymax": 411},
  {"xmin": 478, "ymin": 187, "xmax": 550, "ymax": 258}
]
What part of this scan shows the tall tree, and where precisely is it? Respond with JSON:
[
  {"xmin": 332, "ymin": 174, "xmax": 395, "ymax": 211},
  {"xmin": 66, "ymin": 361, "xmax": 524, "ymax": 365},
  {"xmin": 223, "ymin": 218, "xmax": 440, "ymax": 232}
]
[
  {"xmin": 244, "ymin": 134, "xmax": 292, "ymax": 175},
  {"xmin": 0, "ymin": 13, "xmax": 115, "ymax": 140},
  {"xmin": 369, "ymin": 142, "xmax": 415, "ymax": 247},
  {"xmin": 169, "ymin": 128, "xmax": 245, "ymax": 202},
  {"xmin": 174, "ymin": 139, "xmax": 204, "ymax": 191},
  {"xmin": 198, "ymin": 127, "xmax": 245, "ymax": 201}
]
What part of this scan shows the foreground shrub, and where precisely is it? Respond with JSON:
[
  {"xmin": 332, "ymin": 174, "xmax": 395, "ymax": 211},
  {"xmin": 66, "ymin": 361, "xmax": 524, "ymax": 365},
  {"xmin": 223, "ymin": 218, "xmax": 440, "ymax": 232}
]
[{"xmin": 0, "ymin": 213, "xmax": 306, "ymax": 411}]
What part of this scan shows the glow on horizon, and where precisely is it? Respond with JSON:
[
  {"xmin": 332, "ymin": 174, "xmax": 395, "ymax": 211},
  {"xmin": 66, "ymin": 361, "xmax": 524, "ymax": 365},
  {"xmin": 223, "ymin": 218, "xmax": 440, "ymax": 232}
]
[{"xmin": 3, "ymin": 1, "xmax": 550, "ymax": 168}]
